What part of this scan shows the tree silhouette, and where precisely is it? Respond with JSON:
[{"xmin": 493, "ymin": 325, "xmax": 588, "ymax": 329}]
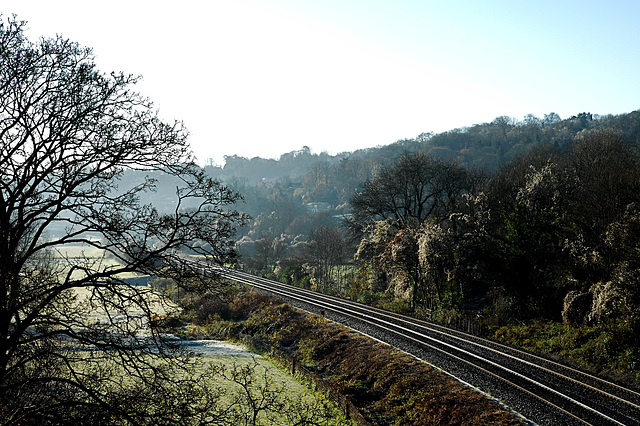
[
  {"xmin": 0, "ymin": 16, "xmax": 246, "ymax": 423},
  {"xmin": 349, "ymin": 152, "xmax": 479, "ymax": 233}
]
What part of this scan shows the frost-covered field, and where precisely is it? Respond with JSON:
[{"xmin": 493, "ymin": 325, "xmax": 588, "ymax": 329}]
[
  {"xmin": 49, "ymin": 244, "xmax": 177, "ymax": 325},
  {"xmin": 180, "ymin": 339, "xmax": 257, "ymax": 357},
  {"xmin": 53, "ymin": 243, "xmax": 140, "ymax": 280}
]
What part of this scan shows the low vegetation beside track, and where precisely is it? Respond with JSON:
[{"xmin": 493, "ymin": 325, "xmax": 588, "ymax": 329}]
[{"xmin": 492, "ymin": 320, "xmax": 640, "ymax": 388}]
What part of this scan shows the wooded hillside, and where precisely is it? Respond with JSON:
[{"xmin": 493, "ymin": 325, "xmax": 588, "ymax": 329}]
[{"xmin": 194, "ymin": 110, "xmax": 640, "ymax": 381}]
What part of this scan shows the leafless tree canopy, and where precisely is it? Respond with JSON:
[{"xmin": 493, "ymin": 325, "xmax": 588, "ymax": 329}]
[
  {"xmin": 0, "ymin": 15, "xmax": 248, "ymax": 424},
  {"xmin": 349, "ymin": 152, "xmax": 481, "ymax": 233}
]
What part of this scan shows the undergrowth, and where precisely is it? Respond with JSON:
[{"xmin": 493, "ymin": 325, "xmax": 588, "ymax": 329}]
[{"xmin": 492, "ymin": 319, "xmax": 640, "ymax": 387}]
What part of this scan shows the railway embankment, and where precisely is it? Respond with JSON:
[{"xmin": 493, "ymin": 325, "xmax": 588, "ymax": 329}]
[{"xmin": 172, "ymin": 289, "xmax": 525, "ymax": 426}]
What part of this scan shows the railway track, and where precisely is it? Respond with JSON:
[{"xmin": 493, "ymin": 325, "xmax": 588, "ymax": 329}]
[{"xmin": 194, "ymin": 261, "xmax": 640, "ymax": 425}]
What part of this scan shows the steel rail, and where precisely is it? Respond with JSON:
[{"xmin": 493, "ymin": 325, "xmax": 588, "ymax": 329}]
[
  {"xmin": 224, "ymin": 269, "xmax": 639, "ymax": 396},
  {"xmin": 181, "ymin": 258, "xmax": 639, "ymax": 425},
  {"xmin": 229, "ymin": 275, "xmax": 594, "ymax": 424},
  {"xmin": 226, "ymin": 270, "xmax": 640, "ymax": 412},
  {"xmin": 206, "ymin": 270, "xmax": 637, "ymax": 425},
  {"xmin": 221, "ymin": 270, "xmax": 633, "ymax": 425}
]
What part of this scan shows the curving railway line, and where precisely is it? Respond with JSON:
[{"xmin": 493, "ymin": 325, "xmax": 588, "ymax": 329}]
[{"xmin": 196, "ymin": 261, "xmax": 640, "ymax": 425}]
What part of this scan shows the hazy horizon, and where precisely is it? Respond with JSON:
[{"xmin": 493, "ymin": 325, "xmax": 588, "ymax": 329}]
[{"xmin": 4, "ymin": 0, "xmax": 639, "ymax": 165}]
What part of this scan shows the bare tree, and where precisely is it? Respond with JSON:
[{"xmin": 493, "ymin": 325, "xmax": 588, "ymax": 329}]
[
  {"xmin": 306, "ymin": 226, "xmax": 347, "ymax": 293},
  {"xmin": 212, "ymin": 359, "xmax": 345, "ymax": 426},
  {"xmin": 0, "ymin": 16, "xmax": 247, "ymax": 423},
  {"xmin": 348, "ymin": 152, "xmax": 480, "ymax": 234},
  {"xmin": 567, "ymin": 130, "xmax": 640, "ymax": 253}
]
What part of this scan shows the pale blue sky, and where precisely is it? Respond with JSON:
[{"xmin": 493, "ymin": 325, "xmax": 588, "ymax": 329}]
[{"xmin": 3, "ymin": 1, "xmax": 639, "ymax": 165}]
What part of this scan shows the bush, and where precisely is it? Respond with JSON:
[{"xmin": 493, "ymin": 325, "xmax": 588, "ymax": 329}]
[
  {"xmin": 378, "ymin": 298, "xmax": 412, "ymax": 315},
  {"xmin": 357, "ymin": 290, "xmax": 381, "ymax": 305},
  {"xmin": 492, "ymin": 319, "xmax": 640, "ymax": 386}
]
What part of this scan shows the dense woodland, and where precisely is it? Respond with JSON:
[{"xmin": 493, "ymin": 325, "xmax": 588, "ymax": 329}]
[{"xmin": 198, "ymin": 110, "xmax": 640, "ymax": 377}]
